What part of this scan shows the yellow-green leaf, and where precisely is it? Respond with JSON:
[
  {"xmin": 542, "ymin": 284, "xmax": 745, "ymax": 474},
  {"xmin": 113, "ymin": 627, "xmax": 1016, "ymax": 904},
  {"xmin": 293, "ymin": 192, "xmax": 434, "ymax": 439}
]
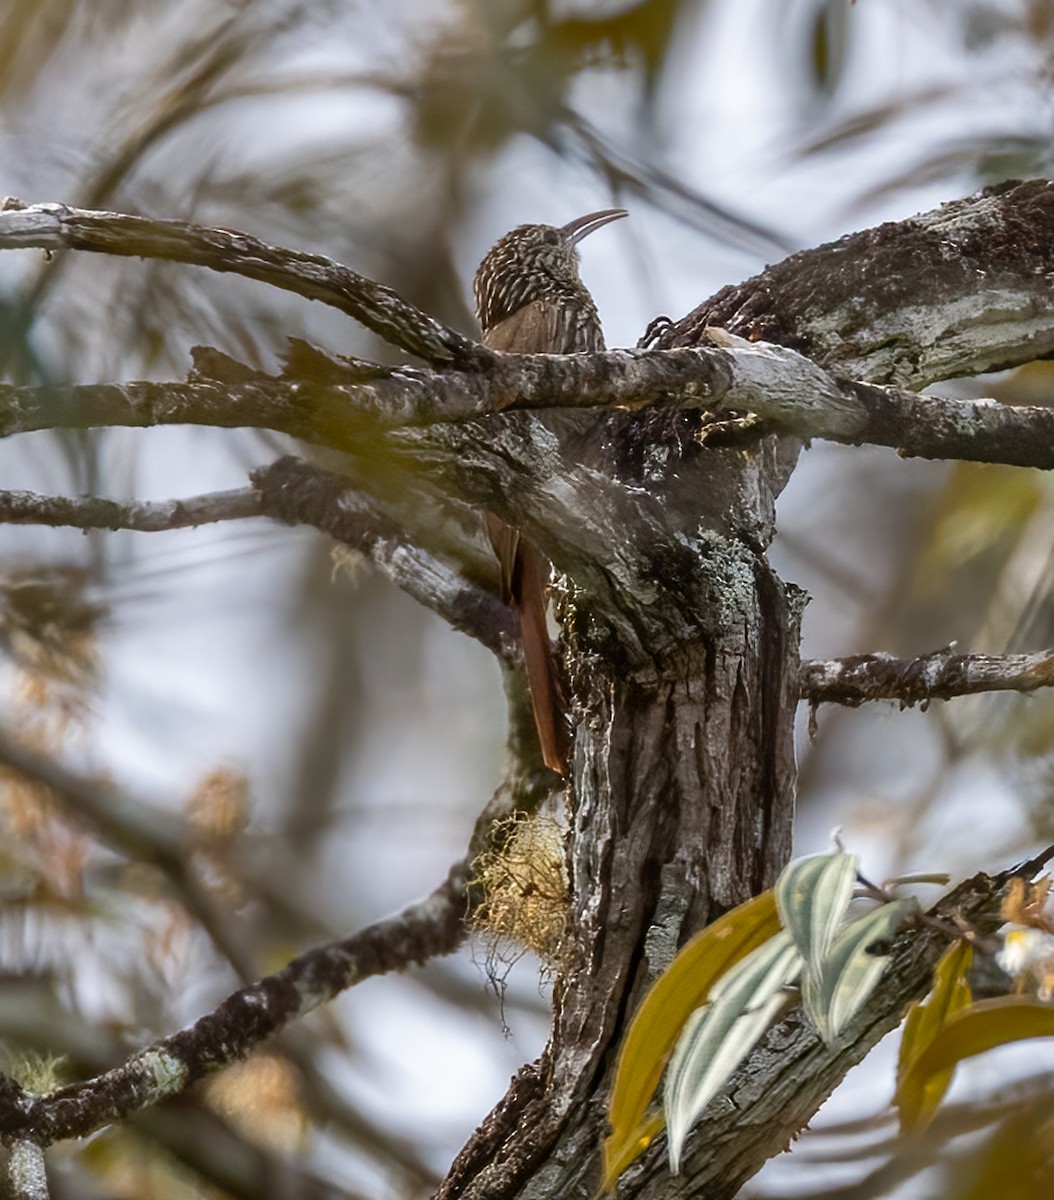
[
  {"xmin": 600, "ymin": 890, "xmax": 780, "ymax": 1194},
  {"xmin": 895, "ymin": 995, "xmax": 1054, "ymax": 1132},
  {"xmin": 896, "ymin": 939, "xmax": 973, "ymax": 1131}
]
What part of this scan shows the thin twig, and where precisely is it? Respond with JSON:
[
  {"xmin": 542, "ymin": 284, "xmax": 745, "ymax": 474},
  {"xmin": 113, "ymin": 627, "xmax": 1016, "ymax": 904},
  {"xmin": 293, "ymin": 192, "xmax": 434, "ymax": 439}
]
[{"xmin": 0, "ymin": 468, "xmax": 517, "ymax": 660}]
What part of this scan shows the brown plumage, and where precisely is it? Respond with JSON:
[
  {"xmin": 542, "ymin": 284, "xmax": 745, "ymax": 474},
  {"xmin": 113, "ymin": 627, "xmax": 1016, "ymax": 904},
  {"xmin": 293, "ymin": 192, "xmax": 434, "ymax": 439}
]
[{"xmin": 473, "ymin": 209, "xmax": 627, "ymax": 774}]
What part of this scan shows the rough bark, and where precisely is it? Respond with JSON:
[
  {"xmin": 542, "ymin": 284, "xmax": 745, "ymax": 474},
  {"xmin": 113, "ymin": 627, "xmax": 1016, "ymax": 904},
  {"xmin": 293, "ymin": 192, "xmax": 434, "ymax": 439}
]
[
  {"xmin": 438, "ymin": 508, "xmax": 801, "ymax": 1200},
  {"xmin": 434, "ymin": 324, "xmax": 804, "ymax": 1200}
]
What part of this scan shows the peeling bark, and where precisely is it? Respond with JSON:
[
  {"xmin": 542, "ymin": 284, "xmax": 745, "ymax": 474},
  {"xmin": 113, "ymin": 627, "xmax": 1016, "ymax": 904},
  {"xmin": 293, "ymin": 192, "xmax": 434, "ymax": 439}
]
[{"xmin": 435, "ymin": 373, "xmax": 803, "ymax": 1199}]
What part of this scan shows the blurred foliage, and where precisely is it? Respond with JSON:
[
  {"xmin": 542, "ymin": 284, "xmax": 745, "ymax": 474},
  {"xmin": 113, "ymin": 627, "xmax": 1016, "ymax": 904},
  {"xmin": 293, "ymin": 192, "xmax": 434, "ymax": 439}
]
[
  {"xmin": 941, "ymin": 1091, "xmax": 1054, "ymax": 1200},
  {"xmin": 411, "ymin": 0, "xmax": 683, "ymax": 150}
]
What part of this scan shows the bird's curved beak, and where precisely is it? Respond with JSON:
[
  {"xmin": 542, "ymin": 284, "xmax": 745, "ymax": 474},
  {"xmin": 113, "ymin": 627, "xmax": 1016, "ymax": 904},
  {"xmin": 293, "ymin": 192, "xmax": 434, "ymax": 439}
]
[{"xmin": 561, "ymin": 208, "xmax": 628, "ymax": 246}]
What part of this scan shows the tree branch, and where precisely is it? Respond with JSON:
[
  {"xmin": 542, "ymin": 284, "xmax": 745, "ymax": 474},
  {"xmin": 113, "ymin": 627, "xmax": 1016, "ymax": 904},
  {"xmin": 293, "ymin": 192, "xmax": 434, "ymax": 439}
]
[
  {"xmin": 0, "ymin": 199, "xmax": 477, "ymax": 367},
  {"xmin": 8, "ymin": 182, "xmax": 1054, "ymax": 393},
  {"xmin": 0, "ymin": 343, "xmax": 857, "ymax": 440},
  {"xmin": 0, "ymin": 697, "xmax": 554, "ymax": 1153},
  {"xmin": 4, "ymin": 345, "xmax": 1054, "ymax": 470},
  {"xmin": 845, "ymin": 382, "xmax": 1054, "ymax": 468},
  {"xmin": 0, "ymin": 858, "xmax": 470, "ymax": 1147},
  {"xmin": 663, "ymin": 178, "xmax": 1054, "ymax": 389},
  {"xmin": 0, "ymin": 486, "xmax": 263, "ymax": 531},
  {"xmin": 20, "ymin": 472, "xmax": 1054, "ymax": 706},
  {"xmin": 800, "ymin": 646, "xmax": 1054, "ymax": 707},
  {"xmin": 0, "ymin": 466, "xmax": 515, "ymax": 660},
  {"xmin": 5, "ymin": 182, "xmax": 1054, "ymax": 1199}
]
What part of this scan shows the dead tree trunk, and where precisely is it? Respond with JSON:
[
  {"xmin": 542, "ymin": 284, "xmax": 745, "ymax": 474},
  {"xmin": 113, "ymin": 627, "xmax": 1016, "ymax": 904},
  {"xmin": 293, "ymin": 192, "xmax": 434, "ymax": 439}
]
[{"xmin": 434, "ymin": 397, "xmax": 803, "ymax": 1200}]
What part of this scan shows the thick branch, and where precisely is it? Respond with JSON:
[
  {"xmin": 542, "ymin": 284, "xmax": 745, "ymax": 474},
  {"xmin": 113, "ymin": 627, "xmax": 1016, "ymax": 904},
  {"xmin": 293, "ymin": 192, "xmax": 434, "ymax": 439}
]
[
  {"xmin": 0, "ymin": 200, "xmax": 476, "ymax": 366},
  {"xmin": 801, "ymin": 646, "xmax": 1054, "ymax": 706},
  {"xmin": 5, "ymin": 348, "xmax": 1054, "ymax": 470},
  {"xmin": 664, "ymin": 178, "xmax": 1054, "ymax": 388},
  {"xmin": 5, "ymin": 184, "xmax": 1054, "ymax": 1200},
  {"xmin": 0, "ymin": 343, "xmax": 856, "ymax": 440}
]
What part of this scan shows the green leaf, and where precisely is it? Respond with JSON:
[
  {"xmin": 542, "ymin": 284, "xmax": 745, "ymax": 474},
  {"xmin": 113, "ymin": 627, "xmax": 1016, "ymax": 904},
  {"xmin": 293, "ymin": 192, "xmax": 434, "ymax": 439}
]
[
  {"xmin": 896, "ymin": 939, "xmax": 973, "ymax": 1132},
  {"xmin": 895, "ymin": 996, "xmax": 1054, "ymax": 1133},
  {"xmin": 802, "ymin": 897, "xmax": 917, "ymax": 1045},
  {"xmin": 776, "ymin": 851, "xmax": 858, "ymax": 970},
  {"xmin": 601, "ymin": 890, "xmax": 781, "ymax": 1193},
  {"xmin": 663, "ymin": 930, "xmax": 803, "ymax": 1173}
]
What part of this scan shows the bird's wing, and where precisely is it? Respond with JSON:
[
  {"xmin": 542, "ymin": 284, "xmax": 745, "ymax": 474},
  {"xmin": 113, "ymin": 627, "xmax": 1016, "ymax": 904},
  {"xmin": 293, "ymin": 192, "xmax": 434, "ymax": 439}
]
[{"xmin": 482, "ymin": 298, "xmax": 602, "ymax": 355}]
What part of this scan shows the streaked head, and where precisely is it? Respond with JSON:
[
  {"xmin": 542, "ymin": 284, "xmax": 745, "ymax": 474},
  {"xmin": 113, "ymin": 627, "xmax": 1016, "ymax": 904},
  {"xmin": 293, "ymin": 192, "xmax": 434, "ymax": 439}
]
[{"xmin": 474, "ymin": 208, "xmax": 627, "ymax": 334}]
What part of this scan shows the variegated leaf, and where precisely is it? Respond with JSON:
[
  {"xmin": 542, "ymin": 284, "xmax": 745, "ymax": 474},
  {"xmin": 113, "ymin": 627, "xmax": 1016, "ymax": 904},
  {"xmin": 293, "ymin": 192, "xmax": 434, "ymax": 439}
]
[
  {"xmin": 803, "ymin": 897, "xmax": 917, "ymax": 1045},
  {"xmin": 776, "ymin": 851, "xmax": 858, "ymax": 971},
  {"xmin": 601, "ymin": 891, "xmax": 780, "ymax": 1192},
  {"xmin": 663, "ymin": 930, "xmax": 803, "ymax": 1173}
]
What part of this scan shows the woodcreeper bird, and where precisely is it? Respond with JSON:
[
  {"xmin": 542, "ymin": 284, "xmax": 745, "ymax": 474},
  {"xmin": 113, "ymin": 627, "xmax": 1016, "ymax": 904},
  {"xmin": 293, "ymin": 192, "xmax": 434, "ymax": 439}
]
[{"xmin": 473, "ymin": 208, "xmax": 627, "ymax": 774}]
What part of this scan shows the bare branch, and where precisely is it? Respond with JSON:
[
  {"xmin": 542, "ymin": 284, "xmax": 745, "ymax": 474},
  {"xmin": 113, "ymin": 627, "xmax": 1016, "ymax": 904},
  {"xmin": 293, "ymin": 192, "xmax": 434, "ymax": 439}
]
[
  {"xmin": 0, "ymin": 681, "xmax": 561, "ymax": 1153},
  {"xmin": 0, "ymin": 857, "xmax": 469, "ymax": 1147},
  {"xmin": 250, "ymin": 457, "xmax": 516, "ymax": 659},
  {"xmin": 844, "ymin": 383, "xmax": 1054, "ymax": 469},
  {"xmin": 0, "ymin": 200, "xmax": 476, "ymax": 366},
  {"xmin": 0, "ymin": 487, "xmax": 262, "ymax": 531},
  {"xmin": 4, "ymin": 341, "xmax": 1054, "ymax": 470},
  {"xmin": 665, "ymin": 179, "xmax": 1054, "ymax": 389},
  {"xmin": 0, "ymin": 467, "xmax": 515, "ymax": 661},
  {"xmin": 0, "ymin": 343, "xmax": 857, "ymax": 440},
  {"xmin": 0, "ymin": 731, "xmax": 548, "ymax": 1150},
  {"xmin": 800, "ymin": 646, "xmax": 1054, "ymax": 707}
]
